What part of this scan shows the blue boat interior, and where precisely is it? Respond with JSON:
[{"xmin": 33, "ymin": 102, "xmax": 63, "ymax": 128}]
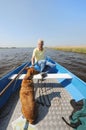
[
  {"xmin": 48, "ymin": 58, "xmax": 86, "ymax": 102},
  {"xmin": 0, "ymin": 62, "xmax": 30, "ymax": 109},
  {"xmin": 33, "ymin": 57, "xmax": 86, "ymax": 102},
  {"xmin": 0, "ymin": 57, "xmax": 86, "ymax": 109}
]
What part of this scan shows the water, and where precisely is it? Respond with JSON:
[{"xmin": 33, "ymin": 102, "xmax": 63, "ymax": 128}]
[
  {"xmin": 0, "ymin": 48, "xmax": 33, "ymax": 77},
  {"xmin": 0, "ymin": 48, "xmax": 86, "ymax": 82}
]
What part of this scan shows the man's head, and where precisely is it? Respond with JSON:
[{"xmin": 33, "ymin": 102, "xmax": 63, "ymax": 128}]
[{"xmin": 37, "ymin": 39, "xmax": 44, "ymax": 50}]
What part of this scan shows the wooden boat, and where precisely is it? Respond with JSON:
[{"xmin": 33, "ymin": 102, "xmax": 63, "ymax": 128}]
[{"xmin": 0, "ymin": 57, "xmax": 86, "ymax": 130}]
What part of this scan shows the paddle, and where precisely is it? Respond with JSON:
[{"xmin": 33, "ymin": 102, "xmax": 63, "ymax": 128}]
[{"xmin": 0, "ymin": 62, "xmax": 31, "ymax": 96}]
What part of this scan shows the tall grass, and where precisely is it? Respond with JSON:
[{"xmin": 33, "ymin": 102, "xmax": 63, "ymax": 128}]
[{"xmin": 52, "ymin": 46, "xmax": 86, "ymax": 54}]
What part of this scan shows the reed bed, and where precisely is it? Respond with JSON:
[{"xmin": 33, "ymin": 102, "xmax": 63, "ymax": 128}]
[{"xmin": 51, "ymin": 46, "xmax": 86, "ymax": 54}]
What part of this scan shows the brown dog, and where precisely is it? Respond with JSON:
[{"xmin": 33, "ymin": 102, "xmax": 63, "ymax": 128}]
[{"xmin": 20, "ymin": 67, "xmax": 39, "ymax": 124}]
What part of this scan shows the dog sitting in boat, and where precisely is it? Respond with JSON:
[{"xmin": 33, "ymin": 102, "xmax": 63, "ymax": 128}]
[{"xmin": 20, "ymin": 67, "xmax": 39, "ymax": 124}]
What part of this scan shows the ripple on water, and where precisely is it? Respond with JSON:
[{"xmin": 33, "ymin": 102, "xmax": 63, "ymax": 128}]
[{"xmin": 0, "ymin": 48, "xmax": 86, "ymax": 82}]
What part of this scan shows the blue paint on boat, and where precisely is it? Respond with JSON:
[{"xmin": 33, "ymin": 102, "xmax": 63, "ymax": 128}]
[
  {"xmin": 0, "ymin": 62, "xmax": 30, "ymax": 109},
  {"xmin": 47, "ymin": 57, "xmax": 86, "ymax": 101}
]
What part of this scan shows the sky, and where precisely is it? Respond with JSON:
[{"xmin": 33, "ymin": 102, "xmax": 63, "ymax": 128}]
[{"xmin": 0, "ymin": 0, "xmax": 86, "ymax": 47}]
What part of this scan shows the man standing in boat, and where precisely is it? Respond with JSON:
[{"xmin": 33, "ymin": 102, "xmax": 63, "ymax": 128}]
[{"xmin": 31, "ymin": 39, "xmax": 56, "ymax": 73}]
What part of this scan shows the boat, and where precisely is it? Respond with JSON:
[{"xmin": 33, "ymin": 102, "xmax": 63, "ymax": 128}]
[
  {"xmin": 0, "ymin": 62, "xmax": 30, "ymax": 109},
  {"xmin": 0, "ymin": 57, "xmax": 86, "ymax": 130}
]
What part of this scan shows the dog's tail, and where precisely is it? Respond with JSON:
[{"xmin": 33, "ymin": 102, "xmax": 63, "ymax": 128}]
[{"xmin": 62, "ymin": 117, "xmax": 81, "ymax": 128}]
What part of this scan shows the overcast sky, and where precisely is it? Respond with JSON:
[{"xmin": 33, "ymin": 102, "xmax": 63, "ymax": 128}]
[{"xmin": 0, "ymin": 0, "xmax": 86, "ymax": 47}]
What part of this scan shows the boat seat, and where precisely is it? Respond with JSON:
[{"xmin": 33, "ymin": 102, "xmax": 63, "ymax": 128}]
[{"xmin": 9, "ymin": 73, "xmax": 72, "ymax": 80}]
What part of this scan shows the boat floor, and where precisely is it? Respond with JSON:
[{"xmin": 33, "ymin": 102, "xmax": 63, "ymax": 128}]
[{"xmin": 0, "ymin": 78, "xmax": 73, "ymax": 130}]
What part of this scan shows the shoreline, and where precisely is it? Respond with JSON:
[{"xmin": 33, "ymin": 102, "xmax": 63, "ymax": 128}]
[{"xmin": 50, "ymin": 46, "xmax": 86, "ymax": 54}]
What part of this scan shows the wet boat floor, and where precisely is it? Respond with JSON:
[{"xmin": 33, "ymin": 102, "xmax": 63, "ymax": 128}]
[{"xmin": 0, "ymin": 79, "xmax": 73, "ymax": 130}]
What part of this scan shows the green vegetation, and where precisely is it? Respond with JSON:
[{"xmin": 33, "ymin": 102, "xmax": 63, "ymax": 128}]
[{"xmin": 52, "ymin": 46, "xmax": 86, "ymax": 54}]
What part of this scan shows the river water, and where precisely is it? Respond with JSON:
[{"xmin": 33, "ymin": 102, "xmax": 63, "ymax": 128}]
[{"xmin": 0, "ymin": 48, "xmax": 86, "ymax": 82}]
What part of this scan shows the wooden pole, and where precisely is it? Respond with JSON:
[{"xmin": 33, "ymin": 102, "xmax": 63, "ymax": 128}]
[{"xmin": 0, "ymin": 62, "xmax": 30, "ymax": 96}]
